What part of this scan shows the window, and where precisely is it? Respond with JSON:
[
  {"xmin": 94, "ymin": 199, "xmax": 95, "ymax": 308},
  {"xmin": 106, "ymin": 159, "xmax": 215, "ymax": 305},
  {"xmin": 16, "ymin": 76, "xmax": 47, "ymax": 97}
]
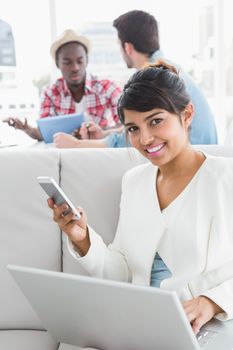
[{"xmin": 0, "ymin": 0, "xmax": 232, "ymax": 143}]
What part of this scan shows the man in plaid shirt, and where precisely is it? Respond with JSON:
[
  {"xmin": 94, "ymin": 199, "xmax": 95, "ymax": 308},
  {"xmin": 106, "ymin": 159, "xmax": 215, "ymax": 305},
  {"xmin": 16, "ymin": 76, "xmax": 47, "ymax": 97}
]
[
  {"xmin": 40, "ymin": 74, "xmax": 121, "ymax": 129},
  {"xmin": 4, "ymin": 29, "xmax": 122, "ymax": 141}
]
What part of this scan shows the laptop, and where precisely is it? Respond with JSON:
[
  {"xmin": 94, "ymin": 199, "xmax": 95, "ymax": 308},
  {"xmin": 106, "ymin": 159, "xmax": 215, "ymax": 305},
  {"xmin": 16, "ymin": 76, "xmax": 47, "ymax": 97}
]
[
  {"xmin": 7, "ymin": 265, "xmax": 233, "ymax": 350},
  {"xmin": 37, "ymin": 113, "xmax": 85, "ymax": 143}
]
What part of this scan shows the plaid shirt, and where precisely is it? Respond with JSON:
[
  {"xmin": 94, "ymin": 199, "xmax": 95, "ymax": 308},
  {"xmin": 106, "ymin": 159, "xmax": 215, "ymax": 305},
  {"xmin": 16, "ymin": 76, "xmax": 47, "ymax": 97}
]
[{"xmin": 39, "ymin": 74, "xmax": 122, "ymax": 128}]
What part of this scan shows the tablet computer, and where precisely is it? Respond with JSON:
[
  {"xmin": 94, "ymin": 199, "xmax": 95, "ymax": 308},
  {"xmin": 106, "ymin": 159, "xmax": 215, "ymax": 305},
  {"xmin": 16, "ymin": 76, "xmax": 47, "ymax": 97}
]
[{"xmin": 37, "ymin": 113, "xmax": 85, "ymax": 143}]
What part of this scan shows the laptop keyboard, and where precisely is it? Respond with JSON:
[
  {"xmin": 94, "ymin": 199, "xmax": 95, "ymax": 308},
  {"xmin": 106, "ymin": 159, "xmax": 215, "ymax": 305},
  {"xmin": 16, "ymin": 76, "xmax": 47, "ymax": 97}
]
[{"xmin": 197, "ymin": 329, "xmax": 218, "ymax": 347}]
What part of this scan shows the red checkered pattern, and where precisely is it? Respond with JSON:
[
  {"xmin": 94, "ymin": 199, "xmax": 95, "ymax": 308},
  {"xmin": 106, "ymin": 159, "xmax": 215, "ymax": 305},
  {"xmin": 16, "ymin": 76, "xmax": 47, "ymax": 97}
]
[{"xmin": 39, "ymin": 74, "xmax": 122, "ymax": 128}]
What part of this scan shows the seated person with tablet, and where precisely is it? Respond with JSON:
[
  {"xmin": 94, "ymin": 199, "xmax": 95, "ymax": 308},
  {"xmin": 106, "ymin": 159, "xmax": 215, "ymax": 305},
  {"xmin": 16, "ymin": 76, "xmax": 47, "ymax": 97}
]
[{"xmin": 3, "ymin": 29, "xmax": 122, "ymax": 142}]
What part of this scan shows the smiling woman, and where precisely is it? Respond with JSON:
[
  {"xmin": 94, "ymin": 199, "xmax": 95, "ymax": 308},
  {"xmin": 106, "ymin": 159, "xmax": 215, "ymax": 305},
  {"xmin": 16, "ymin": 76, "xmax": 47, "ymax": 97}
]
[
  {"xmin": 47, "ymin": 57, "xmax": 233, "ymax": 349},
  {"xmin": 118, "ymin": 60, "xmax": 194, "ymax": 165},
  {"xmin": 118, "ymin": 60, "xmax": 207, "ymax": 207}
]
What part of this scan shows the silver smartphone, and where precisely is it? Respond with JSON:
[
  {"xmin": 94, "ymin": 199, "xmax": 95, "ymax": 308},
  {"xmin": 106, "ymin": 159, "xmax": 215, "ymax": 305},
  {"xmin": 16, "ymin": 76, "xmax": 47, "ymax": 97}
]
[{"xmin": 37, "ymin": 176, "xmax": 81, "ymax": 220}]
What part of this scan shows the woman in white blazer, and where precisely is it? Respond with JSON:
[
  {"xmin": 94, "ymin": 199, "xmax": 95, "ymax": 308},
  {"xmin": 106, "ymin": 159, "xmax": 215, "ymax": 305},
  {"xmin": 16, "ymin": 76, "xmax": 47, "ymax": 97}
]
[{"xmin": 48, "ymin": 60, "xmax": 233, "ymax": 336}]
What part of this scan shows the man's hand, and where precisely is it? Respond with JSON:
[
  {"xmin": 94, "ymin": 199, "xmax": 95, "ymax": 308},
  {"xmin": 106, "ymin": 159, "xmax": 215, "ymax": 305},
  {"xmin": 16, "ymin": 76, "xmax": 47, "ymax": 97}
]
[
  {"xmin": 53, "ymin": 132, "xmax": 107, "ymax": 149},
  {"xmin": 3, "ymin": 117, "xmax": 29, "ymax": 130},
  {"xmin": 183, "ymin": 296, "xmax": 223, "ymax": 334},
  {"xmin": 73, "ymin": 121, "xmax": 106, "ymax": 140},
  {"xmin": 3, "ymin": 117, "xmax": 42, "ymax": 140},
  {"xmin": 53, "ymin": 132, "xmax": 79, "ymax": 148}
]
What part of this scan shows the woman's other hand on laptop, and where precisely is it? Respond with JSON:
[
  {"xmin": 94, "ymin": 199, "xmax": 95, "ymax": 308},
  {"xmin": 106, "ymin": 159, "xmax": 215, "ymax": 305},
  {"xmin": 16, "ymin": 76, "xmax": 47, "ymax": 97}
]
[
  {"xmin": 47, "ymin": 198, "xmax": 90, "ymax": 256},
  {"xmin": 183, "ymin": 296, "xmax": 223, "ymax": 335}
]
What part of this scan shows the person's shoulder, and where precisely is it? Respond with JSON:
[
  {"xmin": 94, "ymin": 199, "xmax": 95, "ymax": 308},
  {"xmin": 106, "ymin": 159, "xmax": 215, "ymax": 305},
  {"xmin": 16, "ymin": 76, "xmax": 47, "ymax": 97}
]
[
  {"xmin": 123, "ymin": 161, "xmax": 153, "ymax": 183},
  {"xmin": 151, "ymin": 51, "xmax": 181, "ymax": 75},
  {"xmin": 204, "ymin": 154, "xmax": 233, "ymax": 180},
  {"xmin": 159, "ymin": 53, "xmax": 195, "ymax": 87},
  {"xmin": 205, "ymin": 156, "xmax": 233, "ymax": 199},
  {"xmin": 162, "ymin": 55, "xmax": 210, "ymax": 110}
]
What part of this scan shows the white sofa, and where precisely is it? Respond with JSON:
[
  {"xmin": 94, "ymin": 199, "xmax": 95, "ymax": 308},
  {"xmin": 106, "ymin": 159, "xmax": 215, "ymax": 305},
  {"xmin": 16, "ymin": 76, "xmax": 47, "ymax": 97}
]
[{"xmin": 1, "ymin": 145, "xmax": 233, "ymax": 350}]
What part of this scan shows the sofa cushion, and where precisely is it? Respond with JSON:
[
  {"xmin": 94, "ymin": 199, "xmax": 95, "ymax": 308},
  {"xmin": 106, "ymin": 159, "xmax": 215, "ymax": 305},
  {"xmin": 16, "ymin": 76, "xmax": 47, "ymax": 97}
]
[
  {"xmin": 0, "ymin": 330, "xmax": 57, "ymax": 350},
  {"xmin": 0, "ymin": 149, "xmax": 62, "ymax": 329}
]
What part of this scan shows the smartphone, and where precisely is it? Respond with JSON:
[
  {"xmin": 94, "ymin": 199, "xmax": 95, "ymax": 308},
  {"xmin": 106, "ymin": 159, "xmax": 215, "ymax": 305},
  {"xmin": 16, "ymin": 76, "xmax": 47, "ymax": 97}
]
[{"xmin": 37, "ymin": 176, "xmax": 81, "ymax": 220}]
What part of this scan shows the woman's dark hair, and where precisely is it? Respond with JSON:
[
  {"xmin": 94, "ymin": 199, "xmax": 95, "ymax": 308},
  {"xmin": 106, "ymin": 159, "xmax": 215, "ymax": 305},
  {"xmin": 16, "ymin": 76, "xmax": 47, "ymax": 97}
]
[{"xmin": 117, "ymin": 59, "xmax": 191, "ymax": 124}]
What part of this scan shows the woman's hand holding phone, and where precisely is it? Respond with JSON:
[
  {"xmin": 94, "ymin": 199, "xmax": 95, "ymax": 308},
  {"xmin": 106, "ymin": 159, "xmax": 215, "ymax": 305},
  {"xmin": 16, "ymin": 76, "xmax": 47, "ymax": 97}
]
[{"xmin": 47, "ymin": 198, "xmax": 91, "ymax": 256}]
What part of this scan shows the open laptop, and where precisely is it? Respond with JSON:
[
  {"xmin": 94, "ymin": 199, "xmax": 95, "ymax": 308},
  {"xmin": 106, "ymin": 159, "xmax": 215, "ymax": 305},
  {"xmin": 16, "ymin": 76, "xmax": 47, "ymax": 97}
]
[
  {"xmin": 7, "ymin": 265, "xmax": 233, "ymax": 350},
  {"xmin": 37, "ymin": 113, "xmax": 85, "ymax": 143}
]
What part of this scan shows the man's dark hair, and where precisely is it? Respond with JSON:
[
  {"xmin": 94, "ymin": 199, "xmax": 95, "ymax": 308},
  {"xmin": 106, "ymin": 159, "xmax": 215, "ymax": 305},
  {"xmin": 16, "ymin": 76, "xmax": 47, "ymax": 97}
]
[{"xmin": 113, "ymin": 10, "xmax": 160, "ymax": 56}]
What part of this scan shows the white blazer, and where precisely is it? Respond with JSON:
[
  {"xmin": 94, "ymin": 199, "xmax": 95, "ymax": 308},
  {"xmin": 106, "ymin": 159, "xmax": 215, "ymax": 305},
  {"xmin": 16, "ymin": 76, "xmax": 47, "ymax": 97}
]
[{"xmin": 68, "ymin": 154, "xmax": 233, "ymax": 321}]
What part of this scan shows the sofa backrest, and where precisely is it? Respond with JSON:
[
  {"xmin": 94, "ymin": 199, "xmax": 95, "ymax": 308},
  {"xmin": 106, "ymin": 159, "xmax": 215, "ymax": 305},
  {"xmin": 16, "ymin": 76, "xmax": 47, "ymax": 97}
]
[
  {"xmin": 0, "ymin": 147, "xmax": 144, "ymax": 331},
  {"xmin": 0, "ymin": 149, "xmax": 61, "ymax": 329},
  {"xmin": 1, "ymin": 145, "xmax": 233, "ymax": 331}
]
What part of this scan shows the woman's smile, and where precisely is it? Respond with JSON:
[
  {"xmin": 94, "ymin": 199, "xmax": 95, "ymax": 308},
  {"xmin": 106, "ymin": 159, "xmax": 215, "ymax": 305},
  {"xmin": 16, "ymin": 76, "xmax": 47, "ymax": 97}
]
[{"xmin": 145, "ymin": 142, "xmax": 166, "ymax": 156}]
